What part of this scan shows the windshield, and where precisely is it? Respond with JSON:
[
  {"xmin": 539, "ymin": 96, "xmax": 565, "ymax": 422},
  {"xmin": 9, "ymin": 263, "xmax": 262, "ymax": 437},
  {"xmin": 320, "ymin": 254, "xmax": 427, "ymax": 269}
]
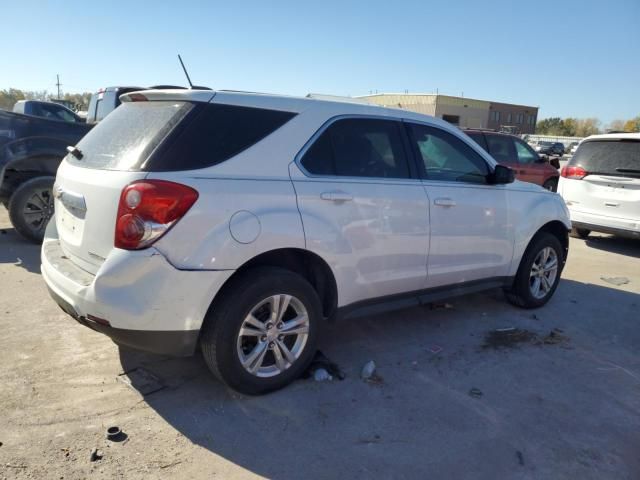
[
  {"xmin": 570, "ymin": 139, "xmax": 640, "ymax": 177},
  {"xmin": 67, "ymin": 101, "xmax": 192, "ymax": 170}
]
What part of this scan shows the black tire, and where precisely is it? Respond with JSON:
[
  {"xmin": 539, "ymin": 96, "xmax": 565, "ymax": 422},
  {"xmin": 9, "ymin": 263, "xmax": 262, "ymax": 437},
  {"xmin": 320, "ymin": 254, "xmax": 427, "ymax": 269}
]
[
  {"xmin": 543, "ymin": 178, "xmax": 558, "ymax": 192},
  {"xmin": 200, "ymin": 267, "xmax": 322, "ymax": 395},
  {"xmin": 570, "ymin": 227, "xmax": 590, "ymax": 239},
  {"xmin": 8, "ymin": 176, "xmax": 55, "ymax": 243},
  {"xmin": 505, "ymin": 232, "xmax": 564, "ymax": 309}
]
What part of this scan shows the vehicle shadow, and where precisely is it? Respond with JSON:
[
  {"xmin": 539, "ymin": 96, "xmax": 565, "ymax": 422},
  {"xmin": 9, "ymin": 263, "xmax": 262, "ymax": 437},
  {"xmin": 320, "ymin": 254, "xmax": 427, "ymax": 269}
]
[
  {"xmin": 584, "ymin": 234, "xmax": 640, "ymax": 259},
  {"xmin": 0, "ymin": 225, "xmax": 41, "ymax": 274},
  {"xmin": 117, "ymin": 280, "xmax": 640, "ymax": 479}
]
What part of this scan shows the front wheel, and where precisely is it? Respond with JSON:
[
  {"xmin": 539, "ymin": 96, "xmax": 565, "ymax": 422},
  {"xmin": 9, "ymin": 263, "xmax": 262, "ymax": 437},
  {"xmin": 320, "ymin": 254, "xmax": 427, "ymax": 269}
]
[
  {"xmin": 505, "ymin": 232, "xmax": 564, "ymax": 309},
  {"xmin": 200, "ymin": 267, "xmax": 321, "ymax": 395},
  {"xmin": 8, "ymin": 176, "xmax": 55, "ymax": 243}
]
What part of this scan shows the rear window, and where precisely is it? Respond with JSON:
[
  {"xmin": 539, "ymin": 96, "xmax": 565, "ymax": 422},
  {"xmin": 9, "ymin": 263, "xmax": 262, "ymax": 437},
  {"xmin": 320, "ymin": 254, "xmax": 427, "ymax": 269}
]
[
  {"xmin": 147, "ymin": 103, "xmax": 297, "ymax": 171},
  {"xmin": 465, "ymin": 131, "xmax": 488, "ymax": 152},
  {"xmin": 570, "ymin": 140, "xmax": 640, "ymax": 177},
  {"xmin": 68, "ymin": 101, "xmax": 192, "ymax": 170},
  {"xmin": 96, "ymin": 90, "xmax": 119, "ymax": 122}
]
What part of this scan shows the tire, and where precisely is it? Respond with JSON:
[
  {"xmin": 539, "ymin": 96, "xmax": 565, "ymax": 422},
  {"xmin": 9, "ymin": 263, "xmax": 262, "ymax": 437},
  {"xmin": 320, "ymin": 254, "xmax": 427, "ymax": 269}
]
[
  {"xmin": 505, "ymin": 232, "xmax": 564, "ymax": 309},
  {"xmin": 200, "ymin": 267, "xmax": 322, "ymax": 395},
  {"xmin": 8, "ymin": 176, "xmax": 55, "ymax": 243},
  {"xmin": 543, "ymin": 178, "xmax": 558, "ymax": 192},
  {"xmin": 570, "ymin": 227, "xmax": 590, "ymax": 239}
]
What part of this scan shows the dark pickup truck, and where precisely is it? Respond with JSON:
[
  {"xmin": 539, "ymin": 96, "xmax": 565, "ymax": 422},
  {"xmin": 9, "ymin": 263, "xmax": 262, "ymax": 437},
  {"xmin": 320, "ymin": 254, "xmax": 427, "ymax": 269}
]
[{"xmin": 0, "ymin": 109, "xmax": 92, "ymax": 241}]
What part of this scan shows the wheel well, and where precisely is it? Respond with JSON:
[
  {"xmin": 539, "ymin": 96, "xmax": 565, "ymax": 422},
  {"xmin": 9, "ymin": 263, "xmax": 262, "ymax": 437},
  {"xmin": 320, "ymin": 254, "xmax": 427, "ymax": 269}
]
[
  {"xmin": 1, "ymin": 157, "xmax": 60, "ymax": 200},
  {"xmin": 225, "ymin": 248, "xmax": 338, "ymax": 320},
  {"xmin": 537, "ymin": 221, "xmax": 569, "ymax": 261}
]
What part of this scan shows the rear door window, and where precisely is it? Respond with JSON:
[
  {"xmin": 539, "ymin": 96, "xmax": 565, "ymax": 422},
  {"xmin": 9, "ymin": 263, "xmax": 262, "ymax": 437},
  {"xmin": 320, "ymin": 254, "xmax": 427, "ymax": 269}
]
[
  {"xmin": 571, "ymin": 140, "xmax": 640, "ymax": 177},
  {"xmin": 301, "ymin": 118, "xmax": 411, "ymax": 179},
  {"xmin": 485, "ymin": 134, "xmax": 517, "ymax": 164}
]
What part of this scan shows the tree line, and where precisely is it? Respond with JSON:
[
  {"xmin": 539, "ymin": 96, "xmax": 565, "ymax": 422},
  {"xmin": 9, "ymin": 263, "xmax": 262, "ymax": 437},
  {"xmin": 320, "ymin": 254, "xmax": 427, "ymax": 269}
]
[
  {"xmin": 0, "ymin": 88, "xmax": 92, "ymax": 112},
  {"xmin": 536, "ymin": 116, "xmax": 640, "ymax": 136}
]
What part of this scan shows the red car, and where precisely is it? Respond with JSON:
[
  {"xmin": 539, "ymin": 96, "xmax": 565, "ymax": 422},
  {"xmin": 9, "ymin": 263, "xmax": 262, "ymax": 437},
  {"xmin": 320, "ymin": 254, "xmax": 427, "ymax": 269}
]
[{"xmin": 464, "ymin": 129, "xmax": 560, "ymax": 191}]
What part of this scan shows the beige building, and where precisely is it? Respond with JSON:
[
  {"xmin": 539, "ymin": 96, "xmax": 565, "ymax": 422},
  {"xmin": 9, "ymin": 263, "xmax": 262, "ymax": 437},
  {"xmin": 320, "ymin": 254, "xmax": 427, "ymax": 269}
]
[{"xmin": 358, "ymin": 93, "xmax": 539, "ymax": 134}]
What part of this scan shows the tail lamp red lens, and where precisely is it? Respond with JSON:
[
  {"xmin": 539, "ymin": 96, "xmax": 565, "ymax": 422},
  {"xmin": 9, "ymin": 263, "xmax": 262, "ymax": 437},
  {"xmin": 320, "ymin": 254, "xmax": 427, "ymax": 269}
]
[
  {"xmin": 115, "ymin": 180, "xmax": 198, "ymax": 250},
  {"xmin": 560, "ymin": 165, "xmax": 587, "ymax": 180}
]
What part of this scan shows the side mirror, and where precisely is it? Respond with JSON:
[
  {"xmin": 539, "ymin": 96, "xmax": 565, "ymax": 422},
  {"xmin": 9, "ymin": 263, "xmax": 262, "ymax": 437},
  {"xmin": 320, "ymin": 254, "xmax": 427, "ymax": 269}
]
[{"xmin": 489, "ymin": 164, "xmax": 515, "ymax": 184}]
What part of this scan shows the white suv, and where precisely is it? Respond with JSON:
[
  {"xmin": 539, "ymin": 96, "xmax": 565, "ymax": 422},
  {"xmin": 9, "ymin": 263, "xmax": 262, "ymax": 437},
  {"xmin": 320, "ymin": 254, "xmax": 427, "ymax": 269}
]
[
  {"xmin": 41, "ymin": 89, "xmax": 570, "ymax": 394},
  {"xmin": 559, "ymin": 133, "xmax": 640, "ymax": 239}
]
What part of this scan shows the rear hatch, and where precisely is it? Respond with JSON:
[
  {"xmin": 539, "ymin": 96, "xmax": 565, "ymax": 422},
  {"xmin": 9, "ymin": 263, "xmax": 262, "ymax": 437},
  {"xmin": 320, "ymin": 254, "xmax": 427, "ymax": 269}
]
[
  {"xmin": 53, "ymin": 95, "xmax": 205, "ymax": 274},
  {"xmin": 562, "ymin": 138, "xmax": 640, "ymax": 220}
]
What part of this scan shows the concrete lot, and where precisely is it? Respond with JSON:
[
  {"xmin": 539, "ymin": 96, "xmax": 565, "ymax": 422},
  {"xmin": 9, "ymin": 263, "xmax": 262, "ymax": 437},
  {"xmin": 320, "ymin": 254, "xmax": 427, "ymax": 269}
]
[{"xmin": 1, "ymin": 207, "xmax": 639, "ymax": 480}]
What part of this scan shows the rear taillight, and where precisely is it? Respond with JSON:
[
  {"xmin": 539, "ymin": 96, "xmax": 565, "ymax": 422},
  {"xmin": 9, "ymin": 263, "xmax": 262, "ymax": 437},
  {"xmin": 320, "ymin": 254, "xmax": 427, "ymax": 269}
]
[
  {"xmin": 115, "ymin": 180, "xmax": 198, "ymax": 250},
  {"xmin": 560, "ymin": 165, "xmax": 588, "ymax": 180}
]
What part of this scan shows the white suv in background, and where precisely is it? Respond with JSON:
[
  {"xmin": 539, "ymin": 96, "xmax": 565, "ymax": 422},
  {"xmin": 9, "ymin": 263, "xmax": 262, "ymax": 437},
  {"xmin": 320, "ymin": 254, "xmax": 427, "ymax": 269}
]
[
  {"xmin": 41, "ymin": 89, "xmax": 570, "ymax": 394},
  {"xmin": 559, "ymin": 133, "xmax": 640, "ymax": 239}
]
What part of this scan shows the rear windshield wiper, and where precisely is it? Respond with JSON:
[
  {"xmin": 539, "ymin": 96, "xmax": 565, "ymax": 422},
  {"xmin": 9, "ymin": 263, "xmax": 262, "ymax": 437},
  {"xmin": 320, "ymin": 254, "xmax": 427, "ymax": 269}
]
[{"xmin": 66, "ymin": 145, "xmax": 83, "ymax": 160}]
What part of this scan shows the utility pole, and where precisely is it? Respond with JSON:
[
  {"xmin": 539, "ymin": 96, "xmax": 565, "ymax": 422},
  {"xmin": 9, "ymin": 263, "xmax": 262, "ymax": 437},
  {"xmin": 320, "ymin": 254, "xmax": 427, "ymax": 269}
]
[{"xmin": 56, "ymin": 74, "xmax": 62, "ymax": 99}]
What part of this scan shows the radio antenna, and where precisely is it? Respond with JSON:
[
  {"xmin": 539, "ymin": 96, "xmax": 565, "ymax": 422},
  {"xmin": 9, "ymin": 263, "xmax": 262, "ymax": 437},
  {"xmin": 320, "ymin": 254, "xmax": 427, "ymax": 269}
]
[{"xmin": 178, "ymin": 54, "xmax": 194, "ymax": 88}]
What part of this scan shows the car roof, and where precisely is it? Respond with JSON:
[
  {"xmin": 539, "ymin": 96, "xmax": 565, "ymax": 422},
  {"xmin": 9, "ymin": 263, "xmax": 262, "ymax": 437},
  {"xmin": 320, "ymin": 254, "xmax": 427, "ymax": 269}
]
[
  {"xmin": 121, "ymin": 88, "xmax": 462, "ymax": 131},
  {"xmin": 462, "ymin": 128, "xmax": 516, "ymax": 138},
  {"xmin": 582, "ymin": 132, "xmax": 640, "ymax": 142}
]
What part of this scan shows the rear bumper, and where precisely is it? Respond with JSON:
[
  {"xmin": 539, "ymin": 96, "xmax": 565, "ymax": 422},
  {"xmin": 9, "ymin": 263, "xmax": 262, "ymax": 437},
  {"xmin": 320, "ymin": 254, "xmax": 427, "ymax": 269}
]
[
  {"xmin": 46, "ymin": 285, "xmax": 199, "ymax": 356},
  {"xmin": 569, "ymin": 209, "xmax": 640, "ymax": 239},
  {"xmin": 41, "ymin": 223, "xmax": 234, "ymax": 356}
]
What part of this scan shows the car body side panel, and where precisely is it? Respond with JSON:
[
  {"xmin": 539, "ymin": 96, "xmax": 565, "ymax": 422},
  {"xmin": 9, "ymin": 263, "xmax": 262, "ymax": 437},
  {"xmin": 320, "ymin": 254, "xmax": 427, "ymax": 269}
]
[{"xmin": 149, "ymin": 172, "xmax": 306, "ymax": 270}]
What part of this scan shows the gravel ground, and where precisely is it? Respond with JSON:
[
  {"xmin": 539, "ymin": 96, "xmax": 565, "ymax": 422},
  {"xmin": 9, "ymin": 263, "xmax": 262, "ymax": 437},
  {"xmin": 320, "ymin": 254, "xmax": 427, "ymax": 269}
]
[{"xmin": 1, "ymin": 207, "xmax": 639, "ymax": 480}]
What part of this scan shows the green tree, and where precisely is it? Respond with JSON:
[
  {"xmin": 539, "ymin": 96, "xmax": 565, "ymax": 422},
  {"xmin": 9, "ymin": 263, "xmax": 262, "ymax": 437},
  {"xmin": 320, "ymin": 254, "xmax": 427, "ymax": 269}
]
[
  {"xmin": 561, "ymin": 118, "xmax": 577, "ymax": 136},
  {"xmin": 575, "ymin": 118, "xmax": 601, "ymax": 137},
  {"xmin": 536, "ymin": 117, "xmax": 564, "ymax": 134},
  {"xmin": 0, "ymin": 88, "xmax": 26, "ymax": 110},
  {"xmin": 623, "ymin": 116, "xmax": 640, "ymax": 132}
]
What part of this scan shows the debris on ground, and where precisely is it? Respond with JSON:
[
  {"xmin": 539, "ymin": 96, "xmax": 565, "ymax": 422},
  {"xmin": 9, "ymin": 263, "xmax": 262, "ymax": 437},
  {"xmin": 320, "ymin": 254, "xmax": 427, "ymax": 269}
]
[
  {"xmin": 601, "ymin": 276, "xmax": 630, "ymax": 286},
  {"xmin": 468, "ymin": 387, "xmax": 483, "ymax": 398},
  {"xmin": 539, "ymin": 328, "xmax": 570, "ymax": 345},
  {"xmin": 483, "ymin": 328, "xmax": 537, "ymax": 349},
  {"xmin": 106, "ymin": 426, "xmax": 127, "ymax": 442},
  {"xmin": 483, "ymin": 327, "xmax": 570, "ymax": 349},
  {"xmin": 89, "ymin": 448, "xmax": 103, "ymax": 462},
  {"xmin": 428, "ymin": 344, "xmax": 443, "ymax": 354},
  {"xmin": 301, "ymin": 350, "xmax": 345, "ymax": 381},
  {"xmin": 361, "ymin": 360, "xmax": 376, "ymax": 380},
  {"xmin": 516, "ymin": 450, "xmax": 525, "ymax": 466},
  {"xmin": 160, "ymin": 460, "xmax": 183, "ymax": 469},
  {"xmin": 313, "ymin": 368, "xmax": 333, "ymax": 382}
]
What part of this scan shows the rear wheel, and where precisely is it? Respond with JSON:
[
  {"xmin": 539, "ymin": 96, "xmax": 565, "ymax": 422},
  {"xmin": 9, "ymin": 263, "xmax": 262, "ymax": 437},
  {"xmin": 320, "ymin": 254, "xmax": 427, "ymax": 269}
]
[
  {"xmin": 200, "ymin": 267, "xmax": 321, "ymax": 395},
  {"xmin": 8, "ymin": 176, "xmax": 55, "ymax": 243},
  {"xmin": 570, "ymin": 227, "xmax": 590, "ymax": 239},
  {"xmin": 542, "ymin": 178, "xmax": 558, "ymax": 192},
  {"xmin": 505, "ymin": 232, "xmax": 563, "ymax": 309}
]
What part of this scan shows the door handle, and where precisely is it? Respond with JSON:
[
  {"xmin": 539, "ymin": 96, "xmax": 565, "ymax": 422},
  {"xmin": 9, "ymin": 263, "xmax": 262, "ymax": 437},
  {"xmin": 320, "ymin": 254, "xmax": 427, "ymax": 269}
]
[
  {"xmin": 320, "ymin": 190, "xmax": 353, "ymax": 202},
  {"xmin": 434, "ymin": 197, "xmax": 456, "ymax": 207}
]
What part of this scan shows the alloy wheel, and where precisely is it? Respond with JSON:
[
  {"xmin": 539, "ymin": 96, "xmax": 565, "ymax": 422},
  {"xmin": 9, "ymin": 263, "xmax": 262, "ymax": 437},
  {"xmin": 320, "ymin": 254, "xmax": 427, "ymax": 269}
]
[
  {"xmin": 236, "ymin": 294, "xmax": 310, "ymax": 378},
  {"xmin": 529, "ymin": 247, "xmax": 558, "ymax": 299},
  {"xmin": 22, "ymin": 188, "xmax": 54, "ymax": 234}
]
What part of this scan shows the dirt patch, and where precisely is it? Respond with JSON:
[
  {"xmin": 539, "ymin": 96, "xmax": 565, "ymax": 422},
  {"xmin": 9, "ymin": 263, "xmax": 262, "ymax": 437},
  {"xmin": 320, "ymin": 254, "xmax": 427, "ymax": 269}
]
[{"xmin": 483, "ymin": 328, "xmax": 569, "ymax": 349}]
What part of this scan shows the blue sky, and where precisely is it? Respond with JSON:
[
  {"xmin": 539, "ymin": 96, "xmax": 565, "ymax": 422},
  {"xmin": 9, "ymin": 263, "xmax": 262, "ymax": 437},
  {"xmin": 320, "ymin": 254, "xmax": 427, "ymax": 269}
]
[{"xmin": 2, "ymin": 0, "xmax": 638, "ymax": 124}]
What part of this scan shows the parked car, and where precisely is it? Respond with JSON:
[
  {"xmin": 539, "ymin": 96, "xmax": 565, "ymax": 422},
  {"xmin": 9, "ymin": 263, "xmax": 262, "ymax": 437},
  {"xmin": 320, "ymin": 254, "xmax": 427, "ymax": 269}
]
[
  {"xmin": 464, "ymin": 129, "xmax": 560, "ymax": 191},
  {"xmin": 86, "ymin": 86, "xmax": 144, "ymax": 124},
  {"xmin": 86, "ymin": 85, "xmax": 202, "ymax": 124},
  {"xmin": 535, "ymin": 141, "xmax": 565, "ymax": 156},
  {"xmin": 13, "ymin": 100, "xmax": 84, "ymax": 124},
  {"xmin": 0, "ymin": 109, "xmax": 93, "ymax": 241},
  {"xmin": 42, "ymin": 89, "xmax": 570, "ymax": 394},
  {"xmin": 558, "ymin": 133, "xmax": 640, "ymax": 239}
]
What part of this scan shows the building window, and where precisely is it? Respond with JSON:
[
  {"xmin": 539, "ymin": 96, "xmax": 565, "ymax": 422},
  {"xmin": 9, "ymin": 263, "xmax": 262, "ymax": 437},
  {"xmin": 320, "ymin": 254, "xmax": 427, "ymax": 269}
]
[
  {"xmin": 528, "ymin": 115, "xmax": 535, "ymax": 125},
  {"xmin": 442, "ymin": 114, "xmax": 460, "ymax": 125},
  {"xmin": 491, "ymin": 111, "xmax": 500, "ymax": 122},
  {"xmin": 516, "ymin": 113, "xmax": 524, "ymax": 124},
  {"xmin": 507, "ymin": 113, "xmax": 512, "ymax": 123}
]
